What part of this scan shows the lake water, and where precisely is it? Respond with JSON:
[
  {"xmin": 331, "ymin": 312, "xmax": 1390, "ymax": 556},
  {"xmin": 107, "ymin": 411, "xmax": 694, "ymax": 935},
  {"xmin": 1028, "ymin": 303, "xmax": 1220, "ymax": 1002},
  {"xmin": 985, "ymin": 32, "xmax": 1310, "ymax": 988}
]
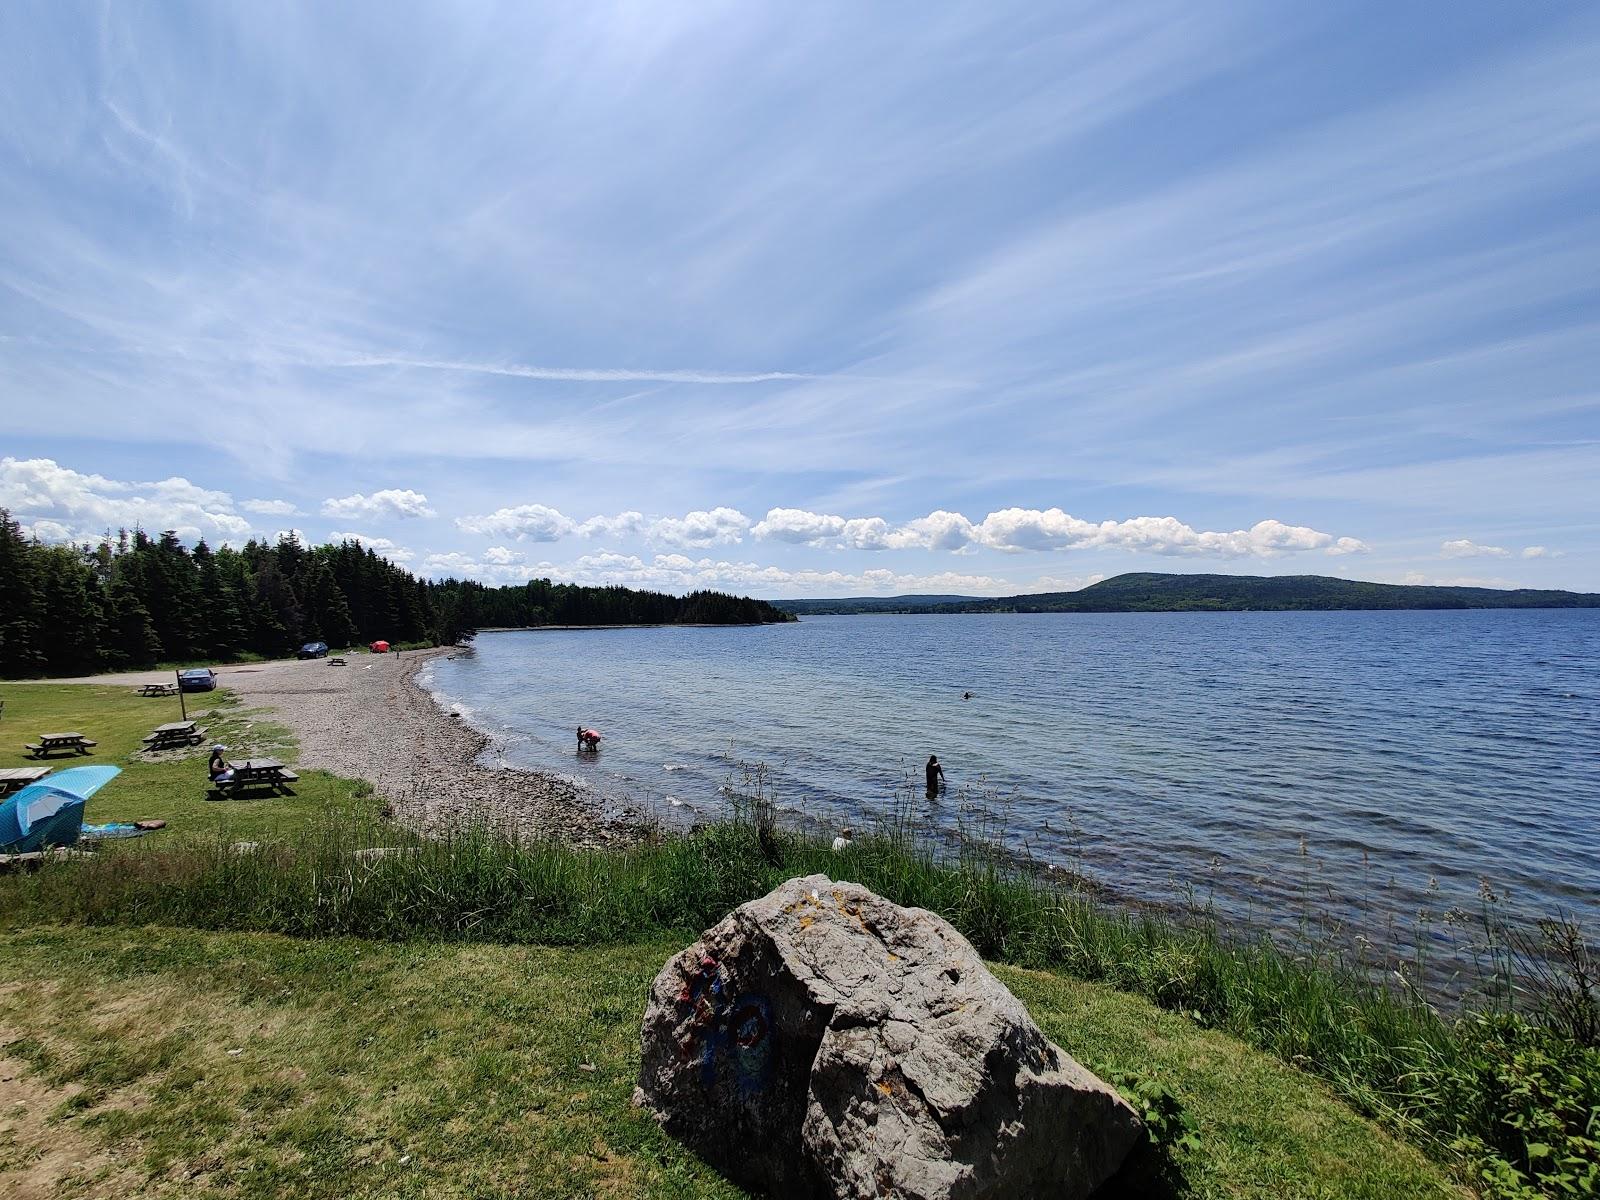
[{"xmin": 421, "ymin": 610, "xmax": 1598, "ymax": 953}]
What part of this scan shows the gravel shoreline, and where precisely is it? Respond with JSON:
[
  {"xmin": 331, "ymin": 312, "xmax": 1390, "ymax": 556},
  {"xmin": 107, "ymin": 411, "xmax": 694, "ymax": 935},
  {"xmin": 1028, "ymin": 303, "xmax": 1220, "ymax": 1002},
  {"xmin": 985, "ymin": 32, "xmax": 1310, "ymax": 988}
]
[{"xmin": 223, "ymin": 648, "xmax": 645, "ymax": 848}]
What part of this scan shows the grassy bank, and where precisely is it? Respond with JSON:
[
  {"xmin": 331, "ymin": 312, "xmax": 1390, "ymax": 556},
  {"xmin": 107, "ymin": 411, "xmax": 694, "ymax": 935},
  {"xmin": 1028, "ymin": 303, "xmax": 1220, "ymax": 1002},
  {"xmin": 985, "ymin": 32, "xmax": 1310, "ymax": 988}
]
[
  {"xmin": 0, "ymin": 926, "xmax": 1459, "ymax": 1199},
  {"xmin": 0, "ymin": 681, "xmax": 1593, "ymax": 1197}
]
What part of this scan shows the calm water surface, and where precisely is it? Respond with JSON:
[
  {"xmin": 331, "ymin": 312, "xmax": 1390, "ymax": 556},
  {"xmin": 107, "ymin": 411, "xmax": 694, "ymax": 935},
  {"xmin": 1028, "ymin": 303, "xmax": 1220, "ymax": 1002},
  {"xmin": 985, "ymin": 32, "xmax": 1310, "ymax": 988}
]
[{"xmin": 422, "ymin": 610, "xmax": 1598, "ymax": 941}]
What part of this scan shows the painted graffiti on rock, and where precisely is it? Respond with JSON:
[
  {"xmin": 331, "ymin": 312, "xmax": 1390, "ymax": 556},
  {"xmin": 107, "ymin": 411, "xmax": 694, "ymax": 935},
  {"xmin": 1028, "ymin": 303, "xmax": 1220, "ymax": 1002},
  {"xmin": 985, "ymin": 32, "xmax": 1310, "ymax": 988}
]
[{"xmin": 674, "ymin": 951, "xmax": 774, "ymax": 1096}]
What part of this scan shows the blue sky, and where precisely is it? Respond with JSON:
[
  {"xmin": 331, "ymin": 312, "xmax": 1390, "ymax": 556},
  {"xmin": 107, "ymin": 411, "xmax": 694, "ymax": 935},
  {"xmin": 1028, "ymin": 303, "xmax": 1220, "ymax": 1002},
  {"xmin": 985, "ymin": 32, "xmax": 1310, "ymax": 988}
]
[{"xmin": 2, "ymin": 1, "xmax": 1597, "ymax": 596}]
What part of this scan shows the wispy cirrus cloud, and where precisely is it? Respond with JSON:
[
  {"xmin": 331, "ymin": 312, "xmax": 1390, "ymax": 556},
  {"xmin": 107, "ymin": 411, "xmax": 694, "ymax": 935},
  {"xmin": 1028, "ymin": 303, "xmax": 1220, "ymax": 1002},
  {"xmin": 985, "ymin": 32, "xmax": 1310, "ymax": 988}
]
[
  {"xmin": 241, "ymin": 498, "xmax": 300, "ymax": 516},
  {"xmin": 329, "ymin": 355, "xmax": 818, "ymax": 386},
  {"xmin": 1441, "ymin": 539, "xmax": 1563, "ymax": 560},
  {"xmin": 2, "ymin": 4, "xmax": 1598, "ymax": 588}
]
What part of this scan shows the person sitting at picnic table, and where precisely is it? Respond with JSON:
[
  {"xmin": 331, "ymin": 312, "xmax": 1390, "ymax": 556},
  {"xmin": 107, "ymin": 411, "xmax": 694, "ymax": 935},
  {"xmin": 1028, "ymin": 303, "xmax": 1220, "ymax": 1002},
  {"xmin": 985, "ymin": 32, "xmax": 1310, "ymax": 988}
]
[{"xmin": 208, "ymin": 745, "xmax": 236, "ymax": 783}]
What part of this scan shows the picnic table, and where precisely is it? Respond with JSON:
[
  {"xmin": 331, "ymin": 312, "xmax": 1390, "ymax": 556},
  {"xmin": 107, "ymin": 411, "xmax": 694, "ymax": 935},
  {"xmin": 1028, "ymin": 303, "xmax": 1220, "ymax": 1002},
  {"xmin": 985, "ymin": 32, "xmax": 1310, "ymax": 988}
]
[
  {"xmin": 142, "ymin": 720, "xmax": 205, "ymax": 750},
  {"xmin": 23, "ymin": 733, "xmax": 97, "ymax": 759},
  {"xmin": 137, "ymin": 682, "xmax": 180, "ymax": 697},
  {"xmin": 212, "ymin": 759, "xmax": 299, "ymax": 797},
  {"xmin": 0, "ymin": 766, "xmax": 50, "ymax": 796}
]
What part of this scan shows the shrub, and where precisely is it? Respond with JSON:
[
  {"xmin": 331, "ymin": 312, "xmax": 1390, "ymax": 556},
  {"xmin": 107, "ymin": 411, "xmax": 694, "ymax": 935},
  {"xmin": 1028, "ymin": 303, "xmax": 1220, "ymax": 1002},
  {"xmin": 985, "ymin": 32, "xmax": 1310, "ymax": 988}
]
[{"xmin": 1438, "ymin": 1014, "xmax": 1600, "ymax": 1198}]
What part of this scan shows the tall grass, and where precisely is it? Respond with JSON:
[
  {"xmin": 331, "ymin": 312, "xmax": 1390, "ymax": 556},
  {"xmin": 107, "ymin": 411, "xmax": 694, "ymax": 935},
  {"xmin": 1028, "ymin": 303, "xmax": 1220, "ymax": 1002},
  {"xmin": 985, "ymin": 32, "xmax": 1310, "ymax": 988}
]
[{"xmin": 2, "ymin": 792, "xmax": 1594, "ymax": 1196}]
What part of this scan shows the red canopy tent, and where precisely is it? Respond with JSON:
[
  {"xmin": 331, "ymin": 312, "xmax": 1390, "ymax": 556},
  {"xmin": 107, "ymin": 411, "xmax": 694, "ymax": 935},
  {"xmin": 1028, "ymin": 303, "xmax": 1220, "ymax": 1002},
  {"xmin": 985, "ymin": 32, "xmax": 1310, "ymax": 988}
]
[{"xmin": 371, "ymin": 640, "xmax": 390, "ymax": 653}]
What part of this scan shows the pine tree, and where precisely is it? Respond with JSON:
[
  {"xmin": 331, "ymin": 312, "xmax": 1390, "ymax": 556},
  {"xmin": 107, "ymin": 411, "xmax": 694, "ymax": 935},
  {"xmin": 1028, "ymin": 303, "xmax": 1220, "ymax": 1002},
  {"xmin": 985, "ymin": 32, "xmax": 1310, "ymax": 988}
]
[{"xmin": 0, "ymin": 510, "xmax": 46, "ymax": 676}]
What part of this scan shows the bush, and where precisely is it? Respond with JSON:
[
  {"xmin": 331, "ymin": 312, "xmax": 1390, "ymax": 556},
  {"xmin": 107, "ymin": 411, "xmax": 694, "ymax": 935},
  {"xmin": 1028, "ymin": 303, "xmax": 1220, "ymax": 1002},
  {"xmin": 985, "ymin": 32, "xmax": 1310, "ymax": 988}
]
[{"xmin": 1438, "ymin": 1014, "xmax": 1600, "ymax": 1198}]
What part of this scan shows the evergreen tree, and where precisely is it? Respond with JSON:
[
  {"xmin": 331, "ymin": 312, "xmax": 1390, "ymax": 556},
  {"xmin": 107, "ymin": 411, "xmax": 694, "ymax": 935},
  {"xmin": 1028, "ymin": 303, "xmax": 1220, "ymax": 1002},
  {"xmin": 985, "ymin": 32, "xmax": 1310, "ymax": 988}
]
[
  {"xmin": 104, "ymin": 579, "xmax": 163, "ymax": 667},
  {"xmin": 0, "ymin": 510, "xmax": 46, "ymax": 676},
  {"xmin": 301, "ymin": 555, "xmax": 358, "ymax": 648},
  {"xmin": 35, "ymin": 546, "xmax": 102, "ymax": 674},
  {"xmin": 148, "ymin": 530, "xmax": 202, "ymax": 659},
  {"xmin": 0, "ymin": 517, "xmax": 790, "ymax": 676},
  {"xmin": 248, "ymin": 558, "xmax": 298, "ymax": 654}
]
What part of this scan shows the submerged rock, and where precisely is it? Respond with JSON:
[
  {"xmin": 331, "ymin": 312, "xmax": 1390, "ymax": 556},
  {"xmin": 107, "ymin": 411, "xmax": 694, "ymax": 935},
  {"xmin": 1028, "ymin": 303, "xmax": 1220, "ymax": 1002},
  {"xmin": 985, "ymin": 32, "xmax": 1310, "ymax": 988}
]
[{"xmin": 634, "ymin": 874, "xmax": 1141, "ymax": 1199}]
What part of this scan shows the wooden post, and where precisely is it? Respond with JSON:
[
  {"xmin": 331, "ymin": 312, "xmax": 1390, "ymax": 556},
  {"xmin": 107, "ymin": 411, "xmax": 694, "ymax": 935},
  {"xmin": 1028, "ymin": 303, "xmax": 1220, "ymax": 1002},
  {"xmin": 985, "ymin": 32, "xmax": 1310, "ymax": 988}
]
[{"xmin": 176, "ymin": 670, "xmax": 187, "ymax": 721}]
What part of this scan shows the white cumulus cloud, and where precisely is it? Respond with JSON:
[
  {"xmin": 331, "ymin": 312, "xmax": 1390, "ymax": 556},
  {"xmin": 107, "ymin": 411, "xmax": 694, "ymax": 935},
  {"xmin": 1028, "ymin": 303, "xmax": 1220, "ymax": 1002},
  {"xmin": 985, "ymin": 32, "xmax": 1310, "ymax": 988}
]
[
  {"xmin": 577, "ymin": 511, "xmax": 648, "ymax": 539},
  {"xmin": 751, "ymin": 504, "xmax": 1366, "ymax": 559},
  {"xmin": 456, "ymin": 503, "xmax": 577, "ymax": 542},
  {"xmin": 0, "ymin": 456, "xmax": 253, "ymax": 543},
  {"xmin": 644, "ymin": 507, "xmax": 750, "ymax": 547},
  {"xmin": 321, "ymin": 489, "xmax": 435, "ymax": 520},
  {"xmin": 456, "ymin": 504, "xmax": 749, "ymax": 547}
]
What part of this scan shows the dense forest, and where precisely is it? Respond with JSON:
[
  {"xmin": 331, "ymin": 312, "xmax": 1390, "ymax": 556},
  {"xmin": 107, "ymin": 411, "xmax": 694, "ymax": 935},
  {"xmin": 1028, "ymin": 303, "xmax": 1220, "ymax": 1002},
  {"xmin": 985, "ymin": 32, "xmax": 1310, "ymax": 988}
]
[
  {"xmin": 774, "ymin": 572, "xmax": 1600, "ymax": 615},
  {"xmin": 0, "ymin": 510, "xmax": 790, "ymax": 678},
  {"xmin": 460, "ymin": 577, "xmax": 794, "ymax": 629}
]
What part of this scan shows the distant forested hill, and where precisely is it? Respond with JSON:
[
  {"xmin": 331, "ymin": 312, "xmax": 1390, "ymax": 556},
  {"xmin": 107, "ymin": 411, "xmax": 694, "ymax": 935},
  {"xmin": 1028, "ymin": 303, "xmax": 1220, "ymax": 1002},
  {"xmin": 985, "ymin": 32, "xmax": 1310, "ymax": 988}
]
[
  {"xmin": 773, "ymin": 573, "xmax": 1600, "ymax": 615},
  {"xmin": 776, "ymin": 594, "xmax": 981, "ymax": 615}
]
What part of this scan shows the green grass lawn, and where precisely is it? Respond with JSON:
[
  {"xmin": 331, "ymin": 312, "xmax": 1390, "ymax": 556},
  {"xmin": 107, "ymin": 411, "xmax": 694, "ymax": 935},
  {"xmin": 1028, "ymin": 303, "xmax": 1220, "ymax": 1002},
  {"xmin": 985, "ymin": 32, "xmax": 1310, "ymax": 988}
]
[
  {"xmin": 1, "ymin": 683, "xmax": 376, "ymax": 841},
  {"xmin": 0, "ymin": 926, "xmax": 1462, "ymax": 1200}
]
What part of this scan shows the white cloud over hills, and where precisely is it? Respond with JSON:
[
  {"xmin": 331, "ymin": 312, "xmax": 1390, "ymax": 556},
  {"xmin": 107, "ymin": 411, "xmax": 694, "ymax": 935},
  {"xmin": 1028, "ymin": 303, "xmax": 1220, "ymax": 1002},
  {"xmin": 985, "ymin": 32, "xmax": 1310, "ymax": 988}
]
[
  {"xmin": 6, "ymin": 454, "xmax": 1583, "ymax": 601},
  {"xmin": 457, "ymin": 501, "xmax": 1369, "ymax": 559},
  {"xmin": 1440, "ymin": 539, "xmax": 1563, "ymax": 560}
]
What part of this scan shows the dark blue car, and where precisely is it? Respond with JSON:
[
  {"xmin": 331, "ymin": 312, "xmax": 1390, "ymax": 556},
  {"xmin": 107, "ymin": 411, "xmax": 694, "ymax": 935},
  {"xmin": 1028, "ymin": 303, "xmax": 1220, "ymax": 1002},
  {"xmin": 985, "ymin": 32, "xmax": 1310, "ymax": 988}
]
[
  {"xmin": 178, "ymin": 668, "xmax": 217, "ymax": 692},
  {"xmin": 298, "ymin": 642, "xmax": 329, "ymax": 659}
]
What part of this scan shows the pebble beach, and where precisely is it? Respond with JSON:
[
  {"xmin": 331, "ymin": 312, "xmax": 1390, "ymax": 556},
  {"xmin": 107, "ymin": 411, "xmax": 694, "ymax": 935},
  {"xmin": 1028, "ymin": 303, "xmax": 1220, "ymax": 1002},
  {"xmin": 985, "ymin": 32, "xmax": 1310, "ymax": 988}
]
[{"xmin": 219, "ymin": 648, "xmax": 643, "ymax": 848}]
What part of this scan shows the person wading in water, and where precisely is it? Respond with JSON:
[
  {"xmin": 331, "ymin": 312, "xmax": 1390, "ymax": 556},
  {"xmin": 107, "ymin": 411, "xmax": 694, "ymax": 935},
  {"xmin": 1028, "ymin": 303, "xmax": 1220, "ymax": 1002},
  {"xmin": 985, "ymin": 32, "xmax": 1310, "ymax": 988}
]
[{"xmin": 925, "ymin": 754, "xmax": 946, "ymax": 798}]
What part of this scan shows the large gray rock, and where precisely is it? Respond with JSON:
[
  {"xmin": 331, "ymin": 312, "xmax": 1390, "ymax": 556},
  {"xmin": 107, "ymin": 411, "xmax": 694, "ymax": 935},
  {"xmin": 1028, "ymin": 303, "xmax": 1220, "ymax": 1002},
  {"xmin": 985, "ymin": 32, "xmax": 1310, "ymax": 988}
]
[{"xmin": 634, "ymin": 875, "xmax": 1141, "ymax": 1198}]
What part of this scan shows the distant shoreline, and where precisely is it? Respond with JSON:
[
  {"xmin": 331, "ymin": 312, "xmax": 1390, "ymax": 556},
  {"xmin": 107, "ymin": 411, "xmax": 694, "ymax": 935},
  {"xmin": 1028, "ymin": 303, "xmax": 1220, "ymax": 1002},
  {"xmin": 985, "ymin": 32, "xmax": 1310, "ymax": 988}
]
[
  {"xmin": 474, "ymin": 622, "xmax": 782, "ymax": 632},
  {"xmin": 775, "ymin": 571, "xmax": 1600, "ymax": 617}
]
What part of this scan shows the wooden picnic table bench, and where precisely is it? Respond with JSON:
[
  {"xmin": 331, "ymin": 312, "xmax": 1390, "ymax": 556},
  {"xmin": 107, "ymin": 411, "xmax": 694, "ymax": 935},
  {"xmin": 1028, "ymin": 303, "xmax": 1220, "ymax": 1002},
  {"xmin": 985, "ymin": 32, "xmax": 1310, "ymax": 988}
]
[
  {"xmin": 24, "ymin": 733, "xmax": 97, "ymax": 759},
  {"xmin": 212, "ymin": 759, "xmax": 299, "ymax": 797},
  {"xmin": 0, "ymin": 766, "xmax": 50, "ymax": 796},
  {"xmin": 142, "ymin": 721, "xmax": 205, "ymax": 749},
  {"xmin": 137, "ymin": 682, "xmax": 180, "ymax": 697}
]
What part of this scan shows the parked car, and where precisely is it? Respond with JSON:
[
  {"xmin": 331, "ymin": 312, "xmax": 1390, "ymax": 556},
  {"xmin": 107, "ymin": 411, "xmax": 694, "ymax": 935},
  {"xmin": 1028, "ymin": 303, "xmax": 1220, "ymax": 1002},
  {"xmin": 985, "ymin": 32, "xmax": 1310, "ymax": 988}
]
[
  {"xmin": 298, "ymin": 641, "xmax": 329, "ymax": 659},
  {"xmin": 178, "ymin": 668, "xmax": 217, "ymax": 692}
]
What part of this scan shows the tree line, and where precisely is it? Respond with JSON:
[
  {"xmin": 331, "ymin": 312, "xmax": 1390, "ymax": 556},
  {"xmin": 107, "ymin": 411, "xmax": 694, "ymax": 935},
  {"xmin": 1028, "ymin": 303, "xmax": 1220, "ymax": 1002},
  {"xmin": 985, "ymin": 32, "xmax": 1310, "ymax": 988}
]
[
  {"xmin": 0, "ymin": 510, "xmax": 791, "ymax": 677},
  {"xmin": 446, "ymin": 576, "xmax": 794, "ymax": 629}
]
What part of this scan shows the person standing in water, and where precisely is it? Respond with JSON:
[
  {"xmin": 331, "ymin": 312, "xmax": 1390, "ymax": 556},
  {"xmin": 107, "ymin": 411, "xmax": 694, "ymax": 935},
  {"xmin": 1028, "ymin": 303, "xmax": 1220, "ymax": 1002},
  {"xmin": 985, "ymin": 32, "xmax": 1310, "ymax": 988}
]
[{"xmin": 925, "ymin": 754, "xmax": 946, "ymax": 797}]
